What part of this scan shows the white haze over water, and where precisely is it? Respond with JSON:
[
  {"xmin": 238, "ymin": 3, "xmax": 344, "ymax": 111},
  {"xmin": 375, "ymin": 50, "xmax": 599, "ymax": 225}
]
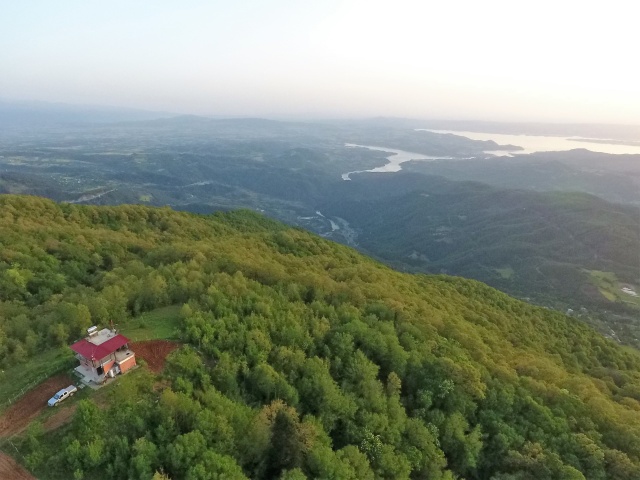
[
  {"xmin": 341, "ymin": 130, "xmax": 640, "ymax": 181},
  {"xmin": 421, "ymin": 130, "xmax": 640, "ymax": 156}
]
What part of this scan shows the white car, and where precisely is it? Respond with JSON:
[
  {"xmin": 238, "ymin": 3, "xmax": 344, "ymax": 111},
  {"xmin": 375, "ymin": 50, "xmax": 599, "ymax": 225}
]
[{"xmin": 47, "ymin": 385, "xmax": 77, "ymax": 407}]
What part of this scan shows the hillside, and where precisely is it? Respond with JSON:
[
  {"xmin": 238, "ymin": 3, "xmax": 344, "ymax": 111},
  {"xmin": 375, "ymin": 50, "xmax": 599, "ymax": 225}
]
[
  {"xmin": 321, "ymin": 173, "xmax": 640, "ymax": 346},
  {"xmin": 1, "ymin": 195, "xmax": 640, "ymax": 479},
  {"xmin": 403, "ymin": 153, "xmax": 640, "ymax": 206},
  {"xmin": 2, "ymin": 117, "xmax": 639, "ymax": 350}
]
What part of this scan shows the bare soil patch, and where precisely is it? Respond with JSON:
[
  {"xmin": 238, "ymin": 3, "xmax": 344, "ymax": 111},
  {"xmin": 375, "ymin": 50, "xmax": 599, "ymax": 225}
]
[
  {"xmin": 43, "ymin": 403, "xmax": 78, "ymax": 432},
  {"xmin": 131, "ymin": 340, "xmax": 179, "ymax": 373},
  {"xmin": 0, "ymin": 374, "xmax": 74, "ymax": 438},
  {"xmin": 0, "ymin": 452, "xmax": 36, "ymax": 479}
]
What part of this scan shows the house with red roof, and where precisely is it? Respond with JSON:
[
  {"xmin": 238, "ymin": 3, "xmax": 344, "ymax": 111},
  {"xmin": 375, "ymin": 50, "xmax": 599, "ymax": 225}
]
[{"xmin": 70, "ymin": 326, "xmax": 136, "ymax": 385}]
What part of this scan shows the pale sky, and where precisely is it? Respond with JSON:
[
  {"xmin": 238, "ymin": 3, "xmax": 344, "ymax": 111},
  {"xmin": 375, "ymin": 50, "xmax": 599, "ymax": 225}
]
[{"xmin": 1, "ymin": 0, "xmax": 638, "ymax": 123}]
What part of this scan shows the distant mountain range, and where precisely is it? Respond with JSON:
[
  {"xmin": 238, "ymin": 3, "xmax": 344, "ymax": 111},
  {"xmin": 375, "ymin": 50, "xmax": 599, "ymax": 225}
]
[{"xmin": 0, "ymin": 99, "xmax": 175, "ymax": 128}]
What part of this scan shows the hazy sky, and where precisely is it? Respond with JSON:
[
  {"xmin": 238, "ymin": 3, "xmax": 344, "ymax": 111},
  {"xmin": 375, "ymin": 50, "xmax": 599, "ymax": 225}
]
[{"xmin": 1, "ymin": 0, "xmax": 638, "ymax": 123}]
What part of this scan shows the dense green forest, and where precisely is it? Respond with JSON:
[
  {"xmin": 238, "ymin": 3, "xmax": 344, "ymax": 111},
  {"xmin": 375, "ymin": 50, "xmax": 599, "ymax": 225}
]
[
  {"xmin": 2, "ymin": 116, "xmax": 639, "ymax": 346},
  {"xmin": 1, "ymin": 195, "xmax": 640, "ymax": 479},
  {"xmin": 323, "ymin": 173, "xmax": 640, "ymax": 345}
]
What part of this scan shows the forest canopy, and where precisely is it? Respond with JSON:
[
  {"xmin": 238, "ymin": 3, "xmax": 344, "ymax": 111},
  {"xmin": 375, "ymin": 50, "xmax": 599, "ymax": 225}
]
[{"xmin": 1, "ymin": 195, "xmax": 639, "ymax": 480}]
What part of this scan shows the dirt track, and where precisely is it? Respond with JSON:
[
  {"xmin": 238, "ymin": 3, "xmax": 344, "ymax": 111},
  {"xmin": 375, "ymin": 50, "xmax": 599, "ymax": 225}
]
[
  {"xmin": 131, "ymin": 340, "xmax": 179, "ymax": 373},
  {"xmin": 0, "ymin": 374, "xmax": 74, "ymax": 439},
  {"xmin": 0, "ymin": 341, "xmax": 178, "ymax": 479},
  {"xmin": 0, "ymin": 340, "xmax": 179, "ymax": 438},
  {"xmin": 0, "ymin": 452, "xmax": 35, "ymax": 479}
]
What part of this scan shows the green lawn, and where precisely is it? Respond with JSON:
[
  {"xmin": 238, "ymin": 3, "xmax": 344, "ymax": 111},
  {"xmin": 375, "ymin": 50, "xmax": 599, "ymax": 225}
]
[
  {"xmin": 0, "ymin": 348, "xmax": 74, "ymax": 412},
  {"xmin": 119, "ymin": 305, "xmax": 182, "ymax": 341}
]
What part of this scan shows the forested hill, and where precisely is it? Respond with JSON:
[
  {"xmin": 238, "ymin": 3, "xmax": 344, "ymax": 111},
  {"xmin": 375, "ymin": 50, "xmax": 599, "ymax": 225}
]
[
  {"xmin": 321, "ymin": 174, "xmax": 640, "ymax": 319},
  {"xmin": 1, "ymin": 195, "xmax": 640, "ymax": 480}
]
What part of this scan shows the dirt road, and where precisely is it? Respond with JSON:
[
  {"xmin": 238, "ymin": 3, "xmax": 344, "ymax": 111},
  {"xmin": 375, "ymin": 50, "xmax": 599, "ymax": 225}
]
[
  {"xmin": 0, "ymin": 452, "xmax": 35, "ymax": 479},
  {"xmin": 0, "ymin": 374, "xmax": 74, "ymax": 438}
]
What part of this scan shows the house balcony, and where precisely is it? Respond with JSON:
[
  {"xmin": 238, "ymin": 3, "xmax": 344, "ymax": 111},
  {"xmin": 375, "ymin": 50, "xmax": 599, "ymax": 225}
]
[{"xmin": 114, "ymin": 349, "xmax": 135, "ymax": 363}]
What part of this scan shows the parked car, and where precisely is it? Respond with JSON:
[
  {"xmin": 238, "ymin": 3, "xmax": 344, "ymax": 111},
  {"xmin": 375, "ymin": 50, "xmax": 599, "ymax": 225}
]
[{"xmin": 47, "ymin": 385, "xmax": 78, "ymax": 407}]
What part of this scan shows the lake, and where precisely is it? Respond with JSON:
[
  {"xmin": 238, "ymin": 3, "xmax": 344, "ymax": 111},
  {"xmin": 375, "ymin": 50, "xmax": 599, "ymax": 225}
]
[
  {"xmin": 342, "ymin": 143, "xmax": 452, "ymax": 180},
  {"xmin": 419, "ymin": 129, "xmax": 640, "ymax": 156}
]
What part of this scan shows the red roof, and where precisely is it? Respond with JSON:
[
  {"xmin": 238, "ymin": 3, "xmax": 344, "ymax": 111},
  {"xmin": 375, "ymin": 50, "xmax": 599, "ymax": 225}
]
[{"xmin": 70, "ymin": 334, "xmax": 130, "ymax": 360}]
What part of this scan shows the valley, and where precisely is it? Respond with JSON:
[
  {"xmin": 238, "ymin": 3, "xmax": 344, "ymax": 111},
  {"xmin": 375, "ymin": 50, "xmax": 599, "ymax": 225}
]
[
  {"xmin": 2, "ymin": 116, "xmax": 637, "ymax": 347},
  {"xmin": 3, "ymin": 3, "xmax": 639, "ymax": 478}
]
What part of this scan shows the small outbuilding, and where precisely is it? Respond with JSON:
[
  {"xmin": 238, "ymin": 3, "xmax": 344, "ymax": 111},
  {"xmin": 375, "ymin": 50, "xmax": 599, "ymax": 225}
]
[{"xmin": 70, "ymin": 326, "xmax": 136, "ymax": 385}]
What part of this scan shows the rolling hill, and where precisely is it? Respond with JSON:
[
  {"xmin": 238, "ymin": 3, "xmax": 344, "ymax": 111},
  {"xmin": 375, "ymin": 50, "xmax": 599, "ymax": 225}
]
[
  {"xmin": 1, "ymin": 195, "xmax": 639, "ymax": 479},
  {"xmin": 1, "ymin": 116, "xmax": 639, "ymax": 347},
  {"xmin": 321, "ymin": 173, "xmax": 640, "ymax": 345}
]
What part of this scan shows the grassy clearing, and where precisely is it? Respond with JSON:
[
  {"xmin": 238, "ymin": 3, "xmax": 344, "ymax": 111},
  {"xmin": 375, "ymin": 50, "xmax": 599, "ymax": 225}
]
[
  {"xmin": 587, "ymin": 270, "xmax": 640, "ymax": 308},
  {"xmin": 0, "ymin": 305, "xmax": 180, "ymax": 413},
  {"xmin": 11, "ymin": 369, "xmax": 155, "ymax": 480},
  {"xmin": 599, "ymin": 289, "xmax": 616, "ymax": 301},
  {"xmin": 77, "ymin": 367, "xmax": 150, "ymax": 413},
  {"xmin": 495, "ymin": 266, "xmax": 514, "ymax": 279},
  {"xmin": 120, "ymin": 305, "xmax": 182, "ymax": 341},
  {"xmin": 0, "ymin": 348, "xmax": 74, "ymax": 412}
]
